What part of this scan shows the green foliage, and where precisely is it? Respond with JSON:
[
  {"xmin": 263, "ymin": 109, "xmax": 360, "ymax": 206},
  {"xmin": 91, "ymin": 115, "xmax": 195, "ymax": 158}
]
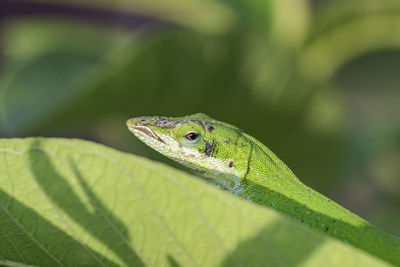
[{"xmin": 0, "ymin": 138, "xmax": 392, "ymax": 266}]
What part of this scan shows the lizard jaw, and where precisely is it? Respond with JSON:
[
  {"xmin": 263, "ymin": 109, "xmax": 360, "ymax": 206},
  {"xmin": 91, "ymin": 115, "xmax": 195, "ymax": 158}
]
[
  {"xmin": 132, "ymin": 126, "xmax": 166, "ymax": 144},
  {"xmin": 127, "ymin": 124, "xmax": 166, "ymax": 145}
]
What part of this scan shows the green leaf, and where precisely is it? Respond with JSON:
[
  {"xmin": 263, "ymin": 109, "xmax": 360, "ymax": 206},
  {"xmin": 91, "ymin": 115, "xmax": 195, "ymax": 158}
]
[
  {"xmin": 27, "ymin": 0, "xmax": 236, "ymax": 35},
  {"xmin": 0, "ymin": 138, "xmax": 392, "ymax": 266},
  {"xmin": 0, "ymin": 0, "xmax": 236, "ymax": 135},
  {"xmin": 0, "ymin": 20, "xmax": 139, "ymax": 135},
  {"xmin": 300, "ymin": 0, "xmax": 400, "ymax": 82}
]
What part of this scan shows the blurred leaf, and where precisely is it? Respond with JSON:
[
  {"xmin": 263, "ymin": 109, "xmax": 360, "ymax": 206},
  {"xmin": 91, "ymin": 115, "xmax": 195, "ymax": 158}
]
[
  {"xmin": 29, "ymin": 0, "xmax": 236, "ymax": 34},
  {"xmin": 0, "ymin": 0, "xmax": 237, "ymax": 136},
  {"xmin": 295, "ymin": 0, "xmax": 400, "ymax": 152},
  {"xmin": 302, "ymin": 87, "xmax": 346, "ymax": 135},
  {"xmin": 0, "ymin": 0, "xmax": 311, "ymax": 138},
  {"xmin": 300, "ymin": 0, "xmax": 400, "ymax": 82},
  {"xmin": 0, "ymin": 20, "xmax": 139, "ymax": 135},
  {"xmin": 0, "ymin": 138, "xmax": 392, "ymax": 266}
]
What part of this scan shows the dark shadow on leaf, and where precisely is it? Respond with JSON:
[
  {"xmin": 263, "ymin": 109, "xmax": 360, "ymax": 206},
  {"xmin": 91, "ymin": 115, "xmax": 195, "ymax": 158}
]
[
  {"xmin": 220, "ymin": 219, "xmax": 323, "ymax": 267},
  {"xmin": 0, "ymin": 188, "xmax": 119, "ymax": 266},
  {"xmin": 28, "ymin": 140, "xmax": 144, "ymax": 266},
  {"xmin": 167, "ymin": 255, "xmax": 182, "ymax": 267}
]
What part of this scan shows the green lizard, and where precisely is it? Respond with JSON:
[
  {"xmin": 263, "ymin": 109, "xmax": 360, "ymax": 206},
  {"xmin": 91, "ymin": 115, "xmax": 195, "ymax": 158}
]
[{"xmin": 127, "ymin": 113, "xmax": 400, "ymax": 265}]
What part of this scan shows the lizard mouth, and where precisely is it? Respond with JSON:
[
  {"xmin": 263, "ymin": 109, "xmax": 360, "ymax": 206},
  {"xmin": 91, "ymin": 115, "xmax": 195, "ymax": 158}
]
[{"xmin": 133, "ymin": 126, "xmax": 166, "ymax": 144}]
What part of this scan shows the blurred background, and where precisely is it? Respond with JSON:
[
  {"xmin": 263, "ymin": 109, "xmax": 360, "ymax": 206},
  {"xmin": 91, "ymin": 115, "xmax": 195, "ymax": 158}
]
[{"xmin": 0, "ymin": 0, "xmax": 399, "ymax": 237}]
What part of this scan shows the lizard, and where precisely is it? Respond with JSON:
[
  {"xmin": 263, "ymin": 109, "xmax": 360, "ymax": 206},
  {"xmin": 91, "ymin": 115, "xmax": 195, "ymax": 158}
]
[{"xmin": 126, "ymin": 113, "xmax": 400, "ymax": 265}]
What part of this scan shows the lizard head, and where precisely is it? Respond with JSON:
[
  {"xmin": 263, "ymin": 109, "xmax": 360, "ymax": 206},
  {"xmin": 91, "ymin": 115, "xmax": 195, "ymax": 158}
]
[{"xmin": 127, "ymin": 113, "xmax": 251, "ymax": 193}]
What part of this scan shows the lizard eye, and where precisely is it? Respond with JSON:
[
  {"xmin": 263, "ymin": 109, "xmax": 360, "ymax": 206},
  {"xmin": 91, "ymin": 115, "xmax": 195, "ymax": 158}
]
[{"xmin": 184, "ymin": 131, "xmax": 200, "ymax": 141}]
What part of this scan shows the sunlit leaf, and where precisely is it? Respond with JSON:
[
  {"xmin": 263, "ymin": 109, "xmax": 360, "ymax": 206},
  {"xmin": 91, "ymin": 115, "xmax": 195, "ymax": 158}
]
[{"xmin": 0, "ymin": 138, "xmax": 392, "ymax": 266}]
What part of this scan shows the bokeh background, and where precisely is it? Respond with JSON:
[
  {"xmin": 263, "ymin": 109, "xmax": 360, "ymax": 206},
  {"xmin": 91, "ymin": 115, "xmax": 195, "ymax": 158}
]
[{"xmin": 0, "ymin": 0, "xmax": 399, "ymax": 237}]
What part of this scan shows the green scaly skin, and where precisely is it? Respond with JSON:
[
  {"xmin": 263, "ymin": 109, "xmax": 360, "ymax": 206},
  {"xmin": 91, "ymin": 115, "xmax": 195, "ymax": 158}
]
[{"xmin": 127, "ymin": 113, "xmax": 400, "ymax": 265}]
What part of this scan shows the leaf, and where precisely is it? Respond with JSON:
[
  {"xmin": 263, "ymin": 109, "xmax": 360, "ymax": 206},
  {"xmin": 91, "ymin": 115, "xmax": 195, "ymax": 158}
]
[
  {"xmin": 24, "ymin": 0, "xmax": 236, "ymax": 35},
  {"xmin": 0, "ymin": 19, "xmax": 140, "ymax": 135},
  {"xmin": 0, "ymin": 138, "xmax": 392, "ymax": 266},
  {"xmin": 300, "ymin": 0, "xmax": 400, "ymax": 82},
  {"xmin": 0, "ymin": 0, "xmax": 235, "ymax": 136}
]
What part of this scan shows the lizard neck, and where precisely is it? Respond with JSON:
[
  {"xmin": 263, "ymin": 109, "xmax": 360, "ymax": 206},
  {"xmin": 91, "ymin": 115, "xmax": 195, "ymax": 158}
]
[
  {"xmin": 241, "ymin": 132, "xmax": 362, "ymax": 225},
  {"xmin": 242, "ymin": 133, "xmax": 301, "ymax": 185}
]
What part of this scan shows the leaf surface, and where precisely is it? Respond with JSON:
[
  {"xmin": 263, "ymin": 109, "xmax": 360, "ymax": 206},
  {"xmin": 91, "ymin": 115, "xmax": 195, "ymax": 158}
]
[{"xmin": 0, "ymin": 138, "xmax": 392, "ymax": 266}]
